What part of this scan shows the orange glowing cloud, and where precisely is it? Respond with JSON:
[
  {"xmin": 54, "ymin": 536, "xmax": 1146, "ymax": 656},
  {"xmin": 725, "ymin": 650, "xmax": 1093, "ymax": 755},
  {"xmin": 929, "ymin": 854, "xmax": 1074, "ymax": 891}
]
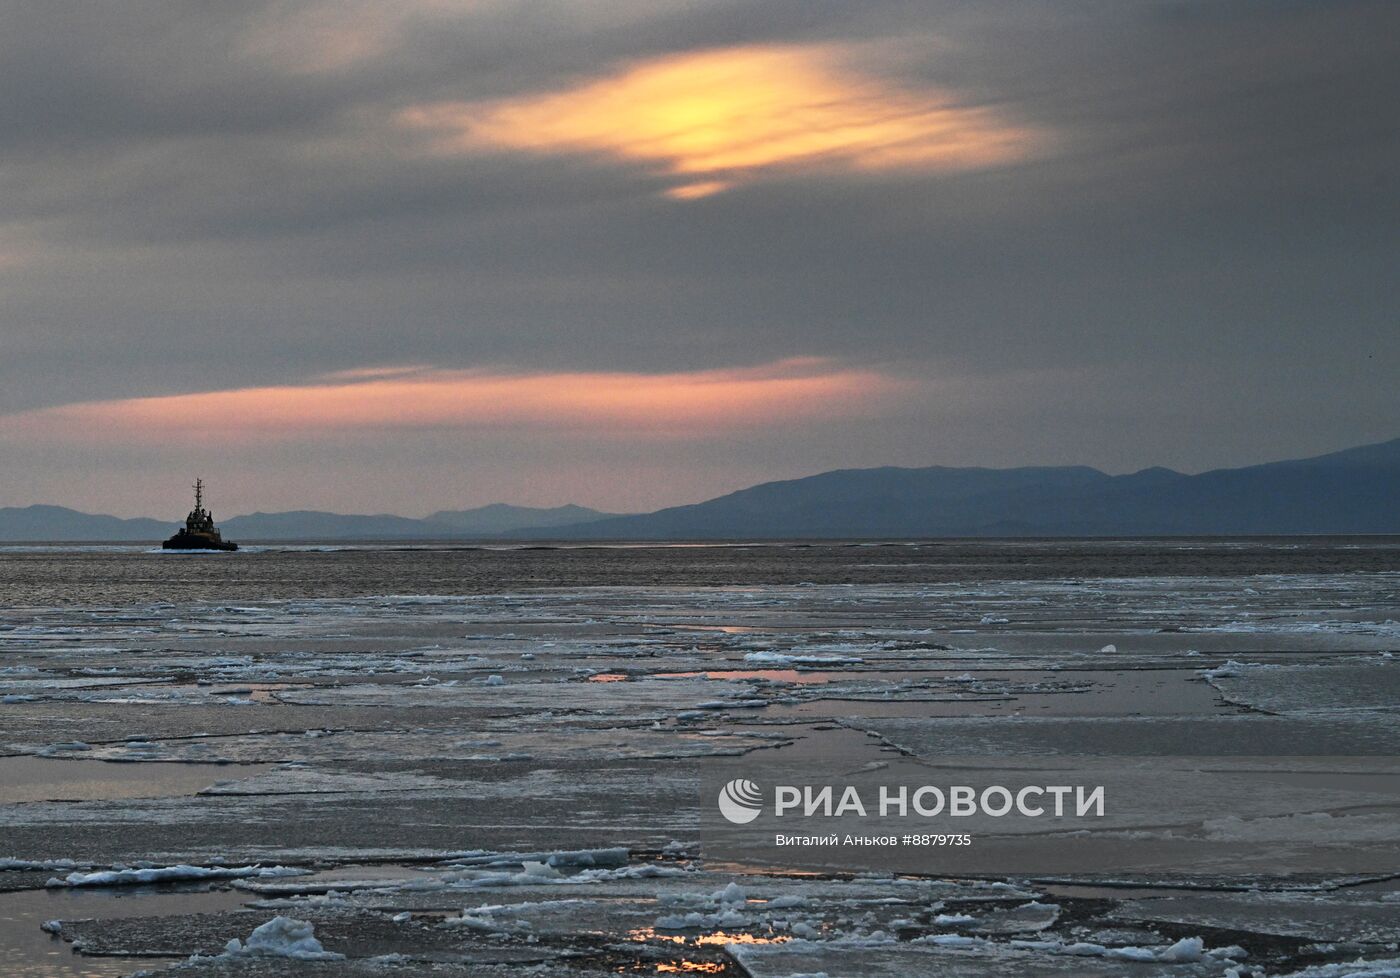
[
  {"xmin": 1, "ymin": 359, "xmax": 907, "ymax": 443},
  {"xmin": 398, "ymin": 44, "xmax": 1041, "ymax": 198}
]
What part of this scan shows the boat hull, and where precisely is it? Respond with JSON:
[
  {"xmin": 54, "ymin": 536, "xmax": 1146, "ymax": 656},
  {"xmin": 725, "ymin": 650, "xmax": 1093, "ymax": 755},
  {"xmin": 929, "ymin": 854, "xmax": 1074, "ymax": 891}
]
[{"xmin": 162, "ymin": 532, "xmax": 238, "ymax": 552}]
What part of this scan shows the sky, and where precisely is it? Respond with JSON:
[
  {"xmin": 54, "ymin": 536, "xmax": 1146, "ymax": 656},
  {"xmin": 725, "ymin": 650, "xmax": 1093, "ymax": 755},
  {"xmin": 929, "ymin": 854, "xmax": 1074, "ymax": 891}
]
[{"xmin": 0, "ymin": 0, "xmax": 1396, "ymax": 517}]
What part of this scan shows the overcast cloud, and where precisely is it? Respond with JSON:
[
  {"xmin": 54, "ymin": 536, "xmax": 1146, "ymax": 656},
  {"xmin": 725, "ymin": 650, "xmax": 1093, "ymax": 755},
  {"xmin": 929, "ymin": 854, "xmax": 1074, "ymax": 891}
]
[{"xmin": 0, "ymin": 0, "xmax": 1395, "ymax": 515}]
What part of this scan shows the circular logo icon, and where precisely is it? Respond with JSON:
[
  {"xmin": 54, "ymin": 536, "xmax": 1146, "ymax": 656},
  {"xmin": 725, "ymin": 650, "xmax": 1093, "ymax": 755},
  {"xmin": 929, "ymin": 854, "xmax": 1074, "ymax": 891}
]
[{"xmin": 718, "ymin": 778, "xmax": 763, "ymax": 824}]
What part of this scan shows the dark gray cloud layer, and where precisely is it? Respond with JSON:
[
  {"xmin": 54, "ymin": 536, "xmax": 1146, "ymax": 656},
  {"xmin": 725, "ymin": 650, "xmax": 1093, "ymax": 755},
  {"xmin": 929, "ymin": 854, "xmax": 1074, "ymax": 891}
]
[{"xmin": 0, "ymin": 0, "xmax": 1396, "ymax": 512}]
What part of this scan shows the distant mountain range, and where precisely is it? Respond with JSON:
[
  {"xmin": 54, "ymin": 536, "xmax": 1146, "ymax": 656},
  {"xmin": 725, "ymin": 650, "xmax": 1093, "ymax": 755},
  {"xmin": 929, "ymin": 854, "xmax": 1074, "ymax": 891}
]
[
  {"xmin": 0, "ymin": 505, "xmax": 172, "ymax": 542},
  {"xmin": 218, "ymin": 505, "xmax": 620, "ymax": 540},
  {"xmin": 426, "ymin": 504, "xmax": 617, "ymax": 534},
  {"xmin": 1, "ymin": 438, "xmax": 1396, "ymax": 541},
  {"xmin": 533, "ymin": 437, "xmax": 1400, "ymax": 539},
  {"xmin": 0, "ymin": 503, "xmax": 616, "ymax": 542}
]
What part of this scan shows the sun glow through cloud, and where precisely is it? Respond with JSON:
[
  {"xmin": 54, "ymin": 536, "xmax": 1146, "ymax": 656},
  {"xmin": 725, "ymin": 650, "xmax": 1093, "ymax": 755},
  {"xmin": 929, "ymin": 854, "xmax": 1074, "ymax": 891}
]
[
  {"xmin": 2, "ymin": 359, "xmax": 907, "ymax": 444},
  {"xmin": 399, "ymin": 44, "xmax": 1039, "ymax": 198}
]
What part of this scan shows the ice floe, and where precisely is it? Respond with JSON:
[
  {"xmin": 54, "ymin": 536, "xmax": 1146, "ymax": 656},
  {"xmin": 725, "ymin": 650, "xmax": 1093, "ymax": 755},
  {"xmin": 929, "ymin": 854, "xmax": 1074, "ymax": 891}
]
[
  {"xmin": 48, "ymin": 864, "xmax": 309, "ymax": 888},
  {"xmin": 219, "ymin": 915, "xmax": 344, "ymax": 960}
]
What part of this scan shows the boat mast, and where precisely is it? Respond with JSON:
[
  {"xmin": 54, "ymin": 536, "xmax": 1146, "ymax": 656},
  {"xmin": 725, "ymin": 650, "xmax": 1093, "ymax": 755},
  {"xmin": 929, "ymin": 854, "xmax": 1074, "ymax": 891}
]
[{"xmin": 193, "ymin": 477, "xmax": 204, "ymax": 513}]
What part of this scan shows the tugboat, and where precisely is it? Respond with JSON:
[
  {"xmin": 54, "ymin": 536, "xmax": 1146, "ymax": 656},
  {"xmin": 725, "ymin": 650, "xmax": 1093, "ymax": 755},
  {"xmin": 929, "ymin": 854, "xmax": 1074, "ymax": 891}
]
[{"xmin": 162, "ymin": 478, "xmax": 238, "ymax": 551}]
